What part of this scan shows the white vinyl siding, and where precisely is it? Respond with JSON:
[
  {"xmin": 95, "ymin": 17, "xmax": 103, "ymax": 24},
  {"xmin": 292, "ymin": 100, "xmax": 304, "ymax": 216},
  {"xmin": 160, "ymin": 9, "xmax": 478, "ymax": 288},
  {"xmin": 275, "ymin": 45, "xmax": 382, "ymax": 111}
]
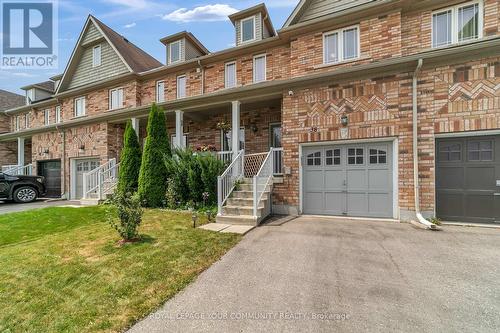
[
  {"xmin": 156, "ymin": 81, "xmax": 165, "ymax": 102},
  {"xmin": 225, "ymin": 62, "xmax": 237, "ymax": 88},
  {"xmin": 55, "ymin": 106, "xmax": 61, "ymax": 123},
  {"xmin": 241, "ymin": 16, "xmax": 256, "ymax": 43},
  {"xmin": 169, "ymin": 40, "xmax": 181, "ymax": 64},
  {"xmin": 44, "ymin": 109, "xmax": 50, "ymax": 125},
  {"xmin": 432, "ymin": 1, "xmax": 483, "ymax": 48},
  {"xmin": 177, "ymin": 75, "xmax": 186, "ymax": 99},
  {"xmin": 74, "ymin": 97, "xmax": 86, "ymax": 117},
  {"xmin": 253, "ymin": 54, "xmax": 266, "ymax": 83},
  {"xmin": 109, "ymin": 88, "xmax": 124, "ymax": 110},
  {"xmin": 92, "ymin": 44, "xmax": 101, "ymax": 67},
  {"xmin": 323, "ymin": 25, "xmax": 359, "ymax": 64}
]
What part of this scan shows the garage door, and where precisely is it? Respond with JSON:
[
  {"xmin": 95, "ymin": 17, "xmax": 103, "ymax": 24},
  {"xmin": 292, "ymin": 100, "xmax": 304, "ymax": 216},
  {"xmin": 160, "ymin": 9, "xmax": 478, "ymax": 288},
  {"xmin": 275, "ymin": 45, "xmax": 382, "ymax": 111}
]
[
  {"xmin": 436, "ymin": 136, "xmax": 500, "ymax": 224},
  {"xmin": 303, "ymin": 142, "xmax": 393, "ymax": 218},
  {"xmin": 38, "ymin": 160, "xmax": 61, "ymax": 198}
]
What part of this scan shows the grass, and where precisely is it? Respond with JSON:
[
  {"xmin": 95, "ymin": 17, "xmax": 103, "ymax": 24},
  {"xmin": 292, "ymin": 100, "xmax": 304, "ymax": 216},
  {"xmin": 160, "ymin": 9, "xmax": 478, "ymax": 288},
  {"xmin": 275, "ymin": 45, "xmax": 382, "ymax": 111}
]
[{"xmin": 0, "ymin": 206, "xmax": 241, "ymax": 332}]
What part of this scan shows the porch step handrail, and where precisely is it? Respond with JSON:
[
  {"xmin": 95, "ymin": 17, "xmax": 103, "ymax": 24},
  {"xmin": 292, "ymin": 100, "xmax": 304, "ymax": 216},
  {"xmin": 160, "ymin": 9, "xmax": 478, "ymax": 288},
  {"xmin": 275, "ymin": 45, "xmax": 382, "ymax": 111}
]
[
  {"xmin": 3, "ymin": 164, "xmax": 33, "ymax": 176},
  {"xmin": 83, "ymin": 158, "xmax": 119, "ymax": 200},
  {"xmin": 217, "ymin": 150, "xmax": 244, "ymax": 215},
  {"xmin": 253, "ymin": 148, "xmax": 275, "ymax": 218}
]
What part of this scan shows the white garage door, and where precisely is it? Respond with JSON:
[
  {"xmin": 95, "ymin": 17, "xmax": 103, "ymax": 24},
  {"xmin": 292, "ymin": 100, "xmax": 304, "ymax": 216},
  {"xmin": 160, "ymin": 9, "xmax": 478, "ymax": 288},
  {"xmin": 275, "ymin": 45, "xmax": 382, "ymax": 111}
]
[{"xmin": 302, "ymin": 142, "xmax": 393, "ymax": 218}]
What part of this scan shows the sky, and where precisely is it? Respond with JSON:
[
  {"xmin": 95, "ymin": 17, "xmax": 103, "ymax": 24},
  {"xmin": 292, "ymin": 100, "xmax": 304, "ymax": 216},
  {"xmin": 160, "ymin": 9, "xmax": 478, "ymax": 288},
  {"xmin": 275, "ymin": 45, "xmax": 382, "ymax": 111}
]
[{"xmin": 0, "ymin": 0, "xmax": 299, "ymax": 95}]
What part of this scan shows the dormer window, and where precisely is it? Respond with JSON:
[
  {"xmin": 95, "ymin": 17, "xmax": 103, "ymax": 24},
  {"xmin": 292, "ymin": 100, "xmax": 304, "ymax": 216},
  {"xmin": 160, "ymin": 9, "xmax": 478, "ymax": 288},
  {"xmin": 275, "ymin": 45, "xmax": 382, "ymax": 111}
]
[
  {"xmin": 26, "ymin": 89, "xmax": 34, "ymax": 105},
  {"xmin": 169, "ymin": 40, "xmax": 181, "ymax": 64},
  {"xmin": 241, "ymin": 17, "xmax": 256, "ymax": 43},
  {"xmin": 92, "ymin": 44, "xmax": 101, "ymax": 67}
]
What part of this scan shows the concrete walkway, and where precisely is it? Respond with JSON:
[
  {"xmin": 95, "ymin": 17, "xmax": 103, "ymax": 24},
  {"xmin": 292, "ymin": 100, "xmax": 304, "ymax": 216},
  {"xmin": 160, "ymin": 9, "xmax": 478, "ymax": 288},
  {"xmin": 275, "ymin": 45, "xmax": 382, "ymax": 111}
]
[
  {"xmin": 129, "ymin": 216, "xmax": 500, "ymax": 333},
  {"xmin": 0, "ymin": 199, "xmax": 80, "ymax": 215}
]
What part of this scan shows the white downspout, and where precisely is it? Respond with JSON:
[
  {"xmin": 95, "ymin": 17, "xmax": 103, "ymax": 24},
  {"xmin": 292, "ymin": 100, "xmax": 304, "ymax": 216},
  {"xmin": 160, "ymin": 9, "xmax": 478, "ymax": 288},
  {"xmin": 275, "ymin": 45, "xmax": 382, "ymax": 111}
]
[{"xmin": 412, "ymin": 59, "xmax": 438, "ymax": 230}]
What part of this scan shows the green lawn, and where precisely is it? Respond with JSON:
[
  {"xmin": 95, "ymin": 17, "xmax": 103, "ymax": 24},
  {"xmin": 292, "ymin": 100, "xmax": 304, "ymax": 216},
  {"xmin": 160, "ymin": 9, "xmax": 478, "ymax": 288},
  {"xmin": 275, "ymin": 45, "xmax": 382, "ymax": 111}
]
[{"xmin": 0, "ymin": 206, "xmax": 241, "ymax": 332}]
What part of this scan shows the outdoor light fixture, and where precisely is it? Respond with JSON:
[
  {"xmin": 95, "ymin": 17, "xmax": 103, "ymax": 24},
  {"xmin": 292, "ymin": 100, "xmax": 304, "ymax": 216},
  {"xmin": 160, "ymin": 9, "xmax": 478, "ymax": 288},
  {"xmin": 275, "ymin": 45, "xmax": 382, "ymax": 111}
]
[
  {"xmin": 341, "ymin": 115, "xmax": 349, "ymax": 127},
  {"xmin": 79, "ymin": 144, "xmax": 85, "ymax": 153},
  {"xmin": 43, "ymin": 148, "xmax": 49, "ymax": 154},
  {"xmin": 251, "ymin": 124, "xmax": 258, "ymax": 133},
  {"xmin": 192, "ymin": 213, "xmax": 198, "ymax": 228}
]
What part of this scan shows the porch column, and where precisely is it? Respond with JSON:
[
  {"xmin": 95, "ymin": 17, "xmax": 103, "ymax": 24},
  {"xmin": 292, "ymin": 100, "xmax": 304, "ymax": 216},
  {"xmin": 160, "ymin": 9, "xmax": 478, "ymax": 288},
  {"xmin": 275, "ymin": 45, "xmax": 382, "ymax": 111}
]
[
  {"xmin": 131, "ymin": 118, "xmax": 140, "ymax": 137},
  {"xmin": 17, "ymin": 137, "xmax": 24, "ymax": 166},
  {"xmin": 174, "ymin": 110, "xmax": 185, "ymax": 149},
  {"xmin": 231, "ymin": 101, "xmax": 240, "ymax": 155}
]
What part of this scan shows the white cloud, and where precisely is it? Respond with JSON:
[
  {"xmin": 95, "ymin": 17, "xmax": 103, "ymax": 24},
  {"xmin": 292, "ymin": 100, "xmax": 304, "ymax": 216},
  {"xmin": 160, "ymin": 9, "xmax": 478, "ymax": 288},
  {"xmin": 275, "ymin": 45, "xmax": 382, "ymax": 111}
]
[
  {"xmin": 10, "ymin": 72, "xmax": 39, "ymax": 78},
  {"xmin": 162, "ymin": 4, "xmax": 238, "ymax": 23},
  {"xmin": 266, "ymin": 0, "xmax": 299, "ymax": 8},
  {"xmin": 124, "ymin": 22, "xmax": 137, "ymax": 28},
  {"xmin": 105, "ymin": 0, "xmax": 150, "ymax": 9}
]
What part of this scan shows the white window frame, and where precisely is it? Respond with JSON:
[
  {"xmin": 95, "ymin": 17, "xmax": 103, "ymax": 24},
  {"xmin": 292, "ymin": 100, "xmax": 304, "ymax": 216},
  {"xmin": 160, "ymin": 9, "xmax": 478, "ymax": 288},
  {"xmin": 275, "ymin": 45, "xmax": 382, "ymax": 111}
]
[
  {"xmin": 74, "ymin": 96, "xmax": 86, "ymax": 118},
  {"xmin": 177, "ymin": 75, "xmax": 186, "ymax": 99},
  {"xmin": 169, "ymin": 40, "xmax": 182, "ymax": 64},
  {"xmin": 253, "ymin": 54, "xmax": 267, "ymax": 83},
  {"xmin": 240, "ymin": 16, "xmax": 257, "ymax": 44},
  {"xmin": 156, "ymin": 81, "xmax": 165, "ymax": 103},
  {"xmin": 44, "ymin": 109, "xmax": 50, "ymax": 126},
  {"xmin": 55, "ymin": 105, "xmax": 61, "ymax": 123},
  {"xmin": 323, "ymin": 25, "xmax": 360, "ymax": 65},
  {"xmin": 15, "ymin": 115, "xmax": 20, "ymax": 131},
  {"xmin": 26, "ymin": 89, "xmax": 34, "ymax": 105},
  {"xmin": 25, "ymin": 113, "xmax": 30, "ymax": 128},
  {"xmin": 225, "ymin": 61, "xmax": 237, "ymax": 89},
  {"xmin": 109, "ymin": 87, "xmax": 124, "ymax": 110},
  {"xmin": 431, "ymin": 1, "xmax": 483, "ymax": 48},
  {"xmin": 92, "ymin": 44, "xmax": 102, "ymax": 67}
]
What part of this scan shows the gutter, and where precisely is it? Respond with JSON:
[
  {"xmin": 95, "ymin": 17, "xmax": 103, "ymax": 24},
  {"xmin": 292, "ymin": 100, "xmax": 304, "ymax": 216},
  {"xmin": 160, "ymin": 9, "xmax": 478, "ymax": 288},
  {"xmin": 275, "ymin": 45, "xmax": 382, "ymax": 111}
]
[{"xmin": 412, "ymin": 59, "xmax": 438, "ymax": 230}]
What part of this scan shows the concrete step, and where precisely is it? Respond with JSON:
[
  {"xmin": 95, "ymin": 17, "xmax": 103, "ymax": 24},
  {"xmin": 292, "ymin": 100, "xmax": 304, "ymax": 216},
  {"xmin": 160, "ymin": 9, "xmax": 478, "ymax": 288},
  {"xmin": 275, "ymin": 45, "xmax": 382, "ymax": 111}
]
[
  {"xmin": 226, "ymin": 196, "xmax": 268, "ymax": 206},
  {"xmin": 222, "ymin": 205, "xmax": 264, "ymax": 216},
  {"xmin": 216, "ymin": 214, "xmax": 258, "ymax": 226},
  {"xmin": 231, "ymin": 190, "xmax": 270, "ymax": 199},
  {"xmin": 237, "ymin": 183, "xmax": 270, "ymax": 192}
]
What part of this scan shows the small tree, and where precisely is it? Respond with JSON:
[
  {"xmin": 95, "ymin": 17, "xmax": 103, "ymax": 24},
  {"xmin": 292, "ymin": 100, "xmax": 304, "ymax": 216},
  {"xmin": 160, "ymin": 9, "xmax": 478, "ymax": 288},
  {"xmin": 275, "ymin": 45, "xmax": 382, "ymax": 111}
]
[
  {"xmin": 107, "ymin": 192, "xmax": 143, "ymax": 242},
  {"xmin": 138, "ymin": 104, "xmax": 171, "ymax": 207},
  {"xmin": 118, "ymin": 121, "xmax": 142, "ymax": 194}
]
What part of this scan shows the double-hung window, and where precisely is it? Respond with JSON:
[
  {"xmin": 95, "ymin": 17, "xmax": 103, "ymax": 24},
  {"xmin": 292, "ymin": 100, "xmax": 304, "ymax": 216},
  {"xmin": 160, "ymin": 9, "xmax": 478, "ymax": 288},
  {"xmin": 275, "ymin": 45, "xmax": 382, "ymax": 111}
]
[
  {"xmin": 253, "ymin": 54, "xmax": 266, "ymax": 83},
  {"xmin": 109, "ymin": 88, "xmax": 124, "ymax": 110},
  {"xmin": 177, "ymin": 75, "xmax": 186, "ymax": 99},
  {"xmin": 156, "ymin": 81, "xmax": 165, "ymax": 102},
  {"xmin": 24, "ymin": 113, "xmax": 30, "ymax": 129},
  {"xmin": 55, "ymin": 106, "xmax": 61, "ymax": 123},
  {"xmin": 74, "ymin": 97, "xmax": 86, "ymax": 117},
  {"xmin": 15, "ymin": 116, "xmax": 20, "ymax": 131},
  {"xmin": 432, "ymin": 1, "xmax": 482, "ymax": 48},
  {"xmin": 241, "ymin": 16, "xmax": 256, "ymax": 43},
  {"xmin": 44, "ymin": 109, "xmax": 50, "ymax": 125},
  {"xmin": 92, "ymin": 44, "xmax": 101, "ymax": 67},
  {"xmin": 225, "ymin": 62, "xmax": 237, "ymax": 88},
  {"xmin": 323, "ymin": 25, "xmax": 359, "ymax": 64},
  {"xmin": 169, "ymin": 41, "xmax": 181, "ymax": 64}
]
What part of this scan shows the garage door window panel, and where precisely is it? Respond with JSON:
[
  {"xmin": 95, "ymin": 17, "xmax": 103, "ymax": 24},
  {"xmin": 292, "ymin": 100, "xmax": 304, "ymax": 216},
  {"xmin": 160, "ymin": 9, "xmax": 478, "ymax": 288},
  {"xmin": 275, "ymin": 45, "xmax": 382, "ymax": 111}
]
[
  {"xmin": 369, "ymin": 149, "xmax": 387, "ymax": 164},
  {"xmin": 439, "ymin": 143, "xmax": 461, "ymax": 162},
  {"xmin": 307, "ymin": 152, "xmax": 322, "ymax": 166},
  {"xmin": 468, "ymin": 141, "xmax": 493, "ymax": 161},
  {"xmin": 348, "ymin": 148, "xmax": 364, "ymax": 165},
  {"xmin": 326, "ymin": 149, "xmax": 341, "ymax": 165}
]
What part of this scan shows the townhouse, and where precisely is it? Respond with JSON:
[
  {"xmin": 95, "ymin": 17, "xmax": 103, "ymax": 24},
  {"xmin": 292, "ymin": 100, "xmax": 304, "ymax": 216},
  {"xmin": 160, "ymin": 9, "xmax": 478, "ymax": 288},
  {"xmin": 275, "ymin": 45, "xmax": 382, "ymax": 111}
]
[{"xmin": 1, "ymin": 0, "xmax": 500, "ymax": 225}]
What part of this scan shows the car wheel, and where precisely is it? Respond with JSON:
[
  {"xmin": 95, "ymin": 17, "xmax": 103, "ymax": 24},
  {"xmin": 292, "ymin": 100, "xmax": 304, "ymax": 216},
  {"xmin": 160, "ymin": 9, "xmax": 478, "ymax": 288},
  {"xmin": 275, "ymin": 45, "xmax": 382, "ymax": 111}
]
[{"xmin": 13, "ymin": 186, "xmax": 38, "ymax": 203}]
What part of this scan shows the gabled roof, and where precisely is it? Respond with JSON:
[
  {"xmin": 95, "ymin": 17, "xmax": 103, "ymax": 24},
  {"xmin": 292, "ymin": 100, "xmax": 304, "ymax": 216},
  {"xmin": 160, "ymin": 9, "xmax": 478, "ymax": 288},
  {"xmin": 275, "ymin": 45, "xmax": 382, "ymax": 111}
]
[
  {"xmin": 56, "ymin": 15, "xmax": 162, "ymax": 93},
  {"xmin": 92, "ymin": 16, "xmax": 162, "ymax": 73},
  {"xmin": 20, "ymin": 80, "xmax": 55, "ymax": 93},
  {"xmin": 229, "ymin": 3, "xmax": 276, "ymax": 37},
  {"xmin": 283, "ymin": 0, "xmax": 376, "ymax": 28},
  {"xmin": 0, "ymin": 90, "xmax": 25, "ymax": 112},
  {"xmin": 160, "ymin": 31, "xmax": 210, "ymax": 55}
]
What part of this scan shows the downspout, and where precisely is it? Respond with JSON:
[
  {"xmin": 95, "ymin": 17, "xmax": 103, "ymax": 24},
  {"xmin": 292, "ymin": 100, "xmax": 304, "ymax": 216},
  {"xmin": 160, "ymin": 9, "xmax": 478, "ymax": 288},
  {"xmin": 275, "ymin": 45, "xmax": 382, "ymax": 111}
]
[
  {"xmin": 412, "ymin": 59, "xmax": 437, "ymax": 230},
  {"xmin": 55, "ymin": 124, "xmax": 67, "ymax": 199}
]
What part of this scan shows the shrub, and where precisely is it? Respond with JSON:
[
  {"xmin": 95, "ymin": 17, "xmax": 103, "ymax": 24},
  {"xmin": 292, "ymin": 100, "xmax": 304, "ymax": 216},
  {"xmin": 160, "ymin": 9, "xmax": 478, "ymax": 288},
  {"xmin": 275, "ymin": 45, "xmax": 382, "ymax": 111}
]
[
  {"xmin": 107, "ymin": 192, "xmax": 143, "ymax": 241},
  {"xmin": 138, "ymin": 104, "xmax": 171, "ymax": 207},
  {"xmin": 118, "ymin": 121, "xmax": 142, "ymax": 194},
  {"xmin": 165, "ymin": 148, "xmax": 225, "ymax": 209}
]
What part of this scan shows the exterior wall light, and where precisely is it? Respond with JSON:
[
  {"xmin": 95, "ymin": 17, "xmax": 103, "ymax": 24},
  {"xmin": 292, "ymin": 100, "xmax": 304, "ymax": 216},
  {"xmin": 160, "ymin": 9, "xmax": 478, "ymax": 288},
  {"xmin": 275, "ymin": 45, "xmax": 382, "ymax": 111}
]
[
  {"xmin": 79, "ymin": 144, "xmax": 85, "ymax": 154},
  {"xmin": 341, "ymin": 115, "xmax": 349, "ymax": 127}
]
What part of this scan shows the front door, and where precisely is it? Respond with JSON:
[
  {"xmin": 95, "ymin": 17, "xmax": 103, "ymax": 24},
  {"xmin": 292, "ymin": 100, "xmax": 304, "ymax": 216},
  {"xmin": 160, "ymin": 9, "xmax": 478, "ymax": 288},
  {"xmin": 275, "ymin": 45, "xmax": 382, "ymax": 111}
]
[
  {"xmin": 270, "ymin": 123, "xmax": 282, "ymax": 148},
  {"xmin": 38, "ymin": 160, "xmax": 61, "ymax": 198},
  {"xmin": 74, "ymin": 159, "xmax": 100, "ymax": 199}
]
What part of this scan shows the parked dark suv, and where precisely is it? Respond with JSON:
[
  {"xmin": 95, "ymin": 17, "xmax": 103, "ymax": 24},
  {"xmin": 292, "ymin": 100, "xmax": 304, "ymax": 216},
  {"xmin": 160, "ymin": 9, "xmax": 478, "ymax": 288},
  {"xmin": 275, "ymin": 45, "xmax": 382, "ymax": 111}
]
[{"xmin": 0, "ymin": 173, "xmax": 47, "ymax": 203}]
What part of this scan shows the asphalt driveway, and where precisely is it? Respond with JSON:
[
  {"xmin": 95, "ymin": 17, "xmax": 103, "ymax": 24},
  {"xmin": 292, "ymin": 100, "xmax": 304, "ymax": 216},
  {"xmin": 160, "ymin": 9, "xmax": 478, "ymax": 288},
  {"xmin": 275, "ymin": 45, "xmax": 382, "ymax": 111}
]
[
  {"xmin": 0, "ymin": 199, "xmax": 80, "ymax": 215},
  {"xmin": 129, "ymin": 216, "xmax": 500, "ymax": 333}
]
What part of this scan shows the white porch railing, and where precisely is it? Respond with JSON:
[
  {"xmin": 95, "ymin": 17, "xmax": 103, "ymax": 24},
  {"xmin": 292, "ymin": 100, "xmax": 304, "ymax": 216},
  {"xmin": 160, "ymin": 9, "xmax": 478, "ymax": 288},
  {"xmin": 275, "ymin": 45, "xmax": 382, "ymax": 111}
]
[
  {"xmin": 2, "ymin": 165, "xmax": 19, "ymax": 173},
  {"xmin": 272, "ymin": 147, "xmax": 283, "ymax": 175},
  {"xmin": 3, "ymin": 164, "xmax": 33, "ymax": 176},
  {"xmin": 82, "ymin": 159, "xmax": 120, "ymax": 200},
  {"xmin": 216, "ymin": 151, "xmax": 233, "ymax": 165},
  {"xmin": 252, "ymin": 149, "xmax": 274, "ymax": 218},
  {"xmin": 217, "ymin": 150, "xmax": 244, "ymax": 215},
  {"xmin": 244, "ymin": 152, "xmax": 268, "ymax": 177}
]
